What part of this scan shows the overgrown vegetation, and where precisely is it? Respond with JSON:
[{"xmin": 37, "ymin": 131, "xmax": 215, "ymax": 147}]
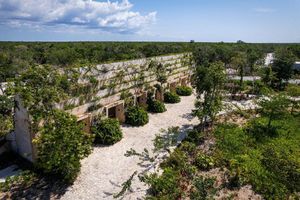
[
  {"xmin": 0, "ymin": 95, "xmax": 13, "ymax": 137},
  {"xmin": 91, "ymin": 117, "xmax": 123, "ymax": 145}
]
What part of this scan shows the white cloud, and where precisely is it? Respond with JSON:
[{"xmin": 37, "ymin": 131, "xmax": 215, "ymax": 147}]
[
  {"xmin": 254, "ymin": 8, "xmax": 276, "ymax": 13},
  {"xmin": 0, "ymin": 0, "xmax": 156, "ymax": 33}
]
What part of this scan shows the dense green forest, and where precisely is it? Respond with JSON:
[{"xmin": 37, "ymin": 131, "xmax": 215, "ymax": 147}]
[{"xmin": 1, "ymin": 41, "xmax": 300, "ymax": 82}]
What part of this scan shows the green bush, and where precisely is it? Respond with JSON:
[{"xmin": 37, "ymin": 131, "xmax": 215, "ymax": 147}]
[
  {"xmin": 148, "ymin": 99, "xmax": 167, "ymax": 113},
  {"xmin": 142, "ymin": 167, "xmax": 182, "ymax": 199},
  {"xmin": 164, "ymin": 92, "xmax": 181, "ymax": 103},
  {"xmin": 244, "ymin": 118, "xmax": 278, "ymax": 140},
  {"xmin": 0, "ymin": 95, "xmax": 13, "ymax": 115},
  {"xmin": 194, "ymin": 152, "xmax": 215, "ymax": 171},
  {"xmin": 35, "ymin": 110, "xmax": 93, "ymax": 182},
  {"xmin": 161, "ymin": 148, "xmax": 189, "ymax": 170},
  {"xmin": 125, "ymin": 106, "xmax": 149, "ymax": 126},
  {"xmin": 184, "ymin": 130, "xmax": 205, "ymax": 145},
  {"xmin": 190, "ymin": 176, "xmax": 216, "ymax": 200},
  {"xmin": 91, "ymin": 118, "xmax": 123, "ymax": 145},
  {"xmin": 176, "ymin": 86, "xmax": 193, "ymax": 96}
]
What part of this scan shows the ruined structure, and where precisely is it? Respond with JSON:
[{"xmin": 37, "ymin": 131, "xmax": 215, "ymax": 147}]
[{"xmin": 11, "ymin": 53, "xmax": 194, "ymax": 162}]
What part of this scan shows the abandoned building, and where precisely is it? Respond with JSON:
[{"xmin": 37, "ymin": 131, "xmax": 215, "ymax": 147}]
[{"xmin": 9, "ymin": 53, "xmax": 194, "ymax": 162}]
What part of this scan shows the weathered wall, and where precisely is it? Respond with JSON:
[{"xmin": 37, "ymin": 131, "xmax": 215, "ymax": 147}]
[
  {"xmin": 63, "ymin": 53, "xmax": 194, "ymax": 118},
  {"xmin": 14, "ymin": 95, "xmax": 35, "ymax": 162}
]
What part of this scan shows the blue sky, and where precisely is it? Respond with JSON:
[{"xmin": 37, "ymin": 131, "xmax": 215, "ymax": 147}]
[{"xmin": 0, "ymin": 0, "xmax": 299, "ymax": 42}]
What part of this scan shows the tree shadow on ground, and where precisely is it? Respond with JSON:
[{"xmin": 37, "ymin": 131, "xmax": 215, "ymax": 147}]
[
  {"xmin": 2, "ymin": 176, "xmax": 70, "ymax": 200},
  {"xmin": 180, "ymin": 112, "xmax": 195, "ymax": 121},
  {"xmin": 0, "ymin": 153, "xmax": 70, "ymax": 200}
]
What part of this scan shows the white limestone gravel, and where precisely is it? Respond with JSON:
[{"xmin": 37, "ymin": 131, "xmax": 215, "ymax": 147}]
[{"xmin": 61, "ymin": 94, "xmax": 199, "ymax": 200}]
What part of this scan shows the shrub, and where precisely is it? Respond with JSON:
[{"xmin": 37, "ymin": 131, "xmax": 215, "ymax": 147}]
[
  {"xmin": 91, "ymin": 118, "xmax": 123, "ymax": 145},
  {"xmin": 190, "ymin": 176, "xmax": 216, "ymax": 200},
  {"xmin": 0, "ymin": 95, "xmax": 13, "ymax": 115},
  {"xmin": 184, "ymin": 130, "xmax": 205, "ymax": 145},
  {"xmin": 161, "ymin": 148, "xmax": 189, "ymax": 170},
  {"xmin": 178, "ymin": 141, "xmax": 197, "ymax": 155},
  {"xmin": 148, "ymin": 99, "xmax": 167, "ymax": 113},
  {"xmin": 125, "ymin": 106, "xmax": 149, "ymax": 126},
  {"xmin": 176, "ymin": 86, "xmax": 192, "ymax": 96},
  {"xmin": 244, "ymin": 118, "xmax": 278, "ymax": 140},
  {"xmin": 164, "ymin": 92, "xmax": 180, "ymax": 103},
  {"xmin": 194, "ymin": 151, "xmax": 215, "ymax": 171},
  {"xmin": 262, "ymin": 145, "xmax": 300, "ymax": 193},
  {"xmin": 35, "ymin": 110, "xmax": 93, "ymax": 182},
  {"xmin": 142, "ymin": 167, "xmax": 182, "ymax": 199}
]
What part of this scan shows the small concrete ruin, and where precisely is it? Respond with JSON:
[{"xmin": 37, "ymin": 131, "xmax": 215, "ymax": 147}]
[{"xmin": 9, "ymin": 53, "xmax": 194, "ymax": 162}]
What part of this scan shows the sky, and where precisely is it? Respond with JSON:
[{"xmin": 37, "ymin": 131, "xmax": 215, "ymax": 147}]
[{"xmin": 0, "ymin": 0, "xmax": 299, "ymax": 42}]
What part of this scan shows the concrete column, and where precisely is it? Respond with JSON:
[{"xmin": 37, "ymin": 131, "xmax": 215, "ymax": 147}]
[{"xmin": 116, "ymin": 103, "xmax": 125, "ymax": 123}]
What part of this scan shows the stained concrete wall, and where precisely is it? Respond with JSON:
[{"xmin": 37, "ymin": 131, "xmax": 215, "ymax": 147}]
[
  {"xmin": 14, "ymin": 96, "xmax": 35, "ymax": 162},
  {"xmin": 65, "ymin": 53, "xmax": 194, "ymax": 118}
]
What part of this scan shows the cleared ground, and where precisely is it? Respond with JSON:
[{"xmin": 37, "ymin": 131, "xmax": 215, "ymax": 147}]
[{"xmin": 61, "ymin": 94, "xmax": 199, "ymax": 200}]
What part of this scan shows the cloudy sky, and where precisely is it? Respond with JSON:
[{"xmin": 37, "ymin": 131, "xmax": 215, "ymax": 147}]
[{"xmin": 0, "ymin": 0, "xmax": 299, "ymax": 42}]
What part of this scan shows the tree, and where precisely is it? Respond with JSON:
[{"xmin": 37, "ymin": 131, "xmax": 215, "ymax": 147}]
[
  {"xmin": 272, "ymin": 48, "xmax": 296, "ymax": 89},
  {"xmin": 260, "ymin": 66, "xmax": 276, "ymax": 87},
  {"xmin": 258, "ymin": 94, "xmax": 290, "ymax": 128},
  {"xmin": 193, "ymin": 46, "xmax": 217, "ymax": 67},
  {"xmin": 231, "ymin": 52, "xmax": 247, "ymax": 91},
  {"xmin": 34, "ymin": 110, "xmax": 93, "ymax": 181},
  {"xmin": 246, "ymin": 47, "xmax": 264, "ymax": 93},
  {"xmin": 193, "ymin": 61, "xmax": 226, "ymax": 130}
]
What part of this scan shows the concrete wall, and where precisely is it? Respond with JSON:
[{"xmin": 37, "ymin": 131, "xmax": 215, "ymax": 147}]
[
  {"xmin": 13, "ymin": 96, "xmax": 35, "ymax": 162},
  {"xmin": 65, "ymin": 53, "xmax": 194, "ymax": 118}
]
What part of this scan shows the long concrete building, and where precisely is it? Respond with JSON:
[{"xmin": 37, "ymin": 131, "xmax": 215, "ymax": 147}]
[{"xmin": 10, "ymin": 53, "xmax": 195, "ymax": 162}]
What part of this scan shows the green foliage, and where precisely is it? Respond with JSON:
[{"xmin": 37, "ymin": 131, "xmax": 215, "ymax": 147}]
[
  {"xmin": 0, "ymin": 114, "xmax": 13, "ymax": 137},
  {"xmin": 91, "ymin": 118, "xmax": 123, "ymax": 145},
  {"xmin": 120, "ymin": 91, "xmax": 134, "ymax": 108},
  {"xmin": 12, "ymin": 65, "xmax": 69, "ymax": 122},
  {"xmin": 244, "ymin": 118, "xmax": 279, "ymax": 140},
  {"xmin": 161, "ymin": 148, "xmax": 189, "ymax": 170},
  {"xmin": 176, "ymin": 86, "xmax": 193, "ymax": 96},
  {"xmin": 286, "ymin": 84, "xmax": 300, "ymax": 97},
  {"xmin": 0, "ymin": 95, "xmax": 13, "ymax": 115},
  {"xmin": 183, "ymin": 129, "xmax": 205, "ymax": 145},
  {"xmin": 257, "ymin": 94, "xmax": 290, "ymax": 128},
  {"xmin": 194, "ymin": 152, "xmax": 215, "ymax": 171},
  {"xmin": 213, "ymin": 115, "xmax": 300, "ymax": 199},
  {"xmin": 0, "ymin": 95, "xmax": 14, "ymax": 137},
  {"xmin": 164, "ymin": 92, "xmax": 181, "ymax": 103},
  {"xmin": 194, "ymin": 61, "xmax": 226, "ymax": 128},
  {"xmin": 272, "ymin": 48, "xmax": 296, "ymax": 88},
  {"xmin": 142, "ymin": 167, "xmax": 182, "ymax": 199},
  {"xmin": 147, "ymin": 99, "xmax": 166, "ymax": 113},
  {"xmin": 0, "ymin": 170, "xmax": 37, "ymax": 192},
  {"xmin": 260, "ymin": 67, "xmax": 276, "ymax": 87},
  {"xmin": 231, "ymin": 52, "xmax": 248, "ymax": 89},
  {"xmin": 113, "ymin": 171, "xmax": 137, "ymax": 198},
  {"xmin": 35, "ymin": 110, "xmax": 93, "ymax": 182},
  {"xmin": 262, "ymin": 145, "xmax": 300, "ymax": 193},
  {"xmin": 190, "ymin": 176, "xmax": 217, "ymax": 200},
  {"xmin": 125, "ymin": 106, "xmax": 149, "ymax": 126}
]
